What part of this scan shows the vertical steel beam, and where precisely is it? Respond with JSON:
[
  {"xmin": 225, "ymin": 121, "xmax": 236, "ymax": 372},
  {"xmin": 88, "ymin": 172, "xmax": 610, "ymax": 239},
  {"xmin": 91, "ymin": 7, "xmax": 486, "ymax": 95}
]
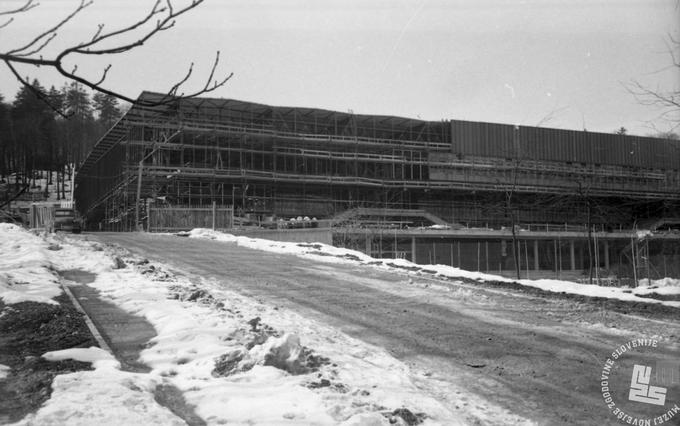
[
  {"xmin": 533, "ymin": 239, "xmax": 539, "ymax": 270},
  {"xmin": 604, "ymin": 240, "xmax": 610, "ymax": 270},
  {"xmin": 412, "ymin": 236, "xmax": 417, "ymax": 263}
]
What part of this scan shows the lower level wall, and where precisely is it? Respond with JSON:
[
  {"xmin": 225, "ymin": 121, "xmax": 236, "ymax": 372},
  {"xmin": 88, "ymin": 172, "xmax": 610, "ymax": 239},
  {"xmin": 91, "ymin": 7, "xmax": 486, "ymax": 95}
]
[
  {"xmin": 332, "ymin": 231, "xmax": 680, "ymax": 282},
  {"xmin": 229, "ymin": 228, "xmax": 333, "ymax": 245}
]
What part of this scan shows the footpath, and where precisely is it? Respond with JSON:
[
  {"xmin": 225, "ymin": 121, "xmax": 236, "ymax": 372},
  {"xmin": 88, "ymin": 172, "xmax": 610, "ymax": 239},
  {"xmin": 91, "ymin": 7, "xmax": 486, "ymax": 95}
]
[
  {"xmin": 58, "ymin": 269, "xmax": 206, "ymax": 425},
  {"xmin": 59, "ymin": 270, "xmax": 153, "ymax": 372}
]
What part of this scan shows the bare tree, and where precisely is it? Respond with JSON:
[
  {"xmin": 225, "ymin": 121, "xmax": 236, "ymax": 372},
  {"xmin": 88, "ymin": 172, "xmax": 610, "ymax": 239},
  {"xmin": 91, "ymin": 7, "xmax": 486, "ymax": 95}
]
[
  {"xmin": 626, "ymin": 36, "xmax": 680, "ymax": 130},
  {"xmin": 497, "ymin": 126, "xmax": 523, "ymax": 280},
  {"xmin": 0, "ymin": 0, "xmax": 232, "ymax": 115},
  {"xmin": 503, "ymin": 169, "xmax": 522, "ymax": 281}
]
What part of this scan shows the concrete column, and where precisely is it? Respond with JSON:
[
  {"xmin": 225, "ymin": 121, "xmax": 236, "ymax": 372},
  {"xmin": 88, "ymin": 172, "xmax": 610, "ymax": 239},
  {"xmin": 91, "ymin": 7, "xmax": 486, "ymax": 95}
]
[
  {"xmin": 457, "ymin": 241, "xmax": 461, "ymax": 267},
  {"xmin": 411, "ymin": 236, "xmax": 417, "ymax": 263},
  {"xmin": 212, "ymin": 201, "xmax": 216, "ymax": 230},
  {"xmin": 604, "ymin": 240, "xmax": 610, "ymax": 270},
  {"xmin": 366, "ymin": 234, "xmax": 371, "ymax": 257},
  {"xmin": 533, "ymin": 240, "xmax": 539, "ymax": 271},
  {"xmin": 569, "ymin": 240, "xmax": 576, "ymax": 271}
]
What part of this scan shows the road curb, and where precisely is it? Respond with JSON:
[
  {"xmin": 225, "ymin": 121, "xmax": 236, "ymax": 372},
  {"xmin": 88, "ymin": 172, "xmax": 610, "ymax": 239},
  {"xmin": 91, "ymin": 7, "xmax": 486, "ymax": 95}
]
[{"xmin": 60, "ymin": 283, "xmax": 114, "ymax": 354}]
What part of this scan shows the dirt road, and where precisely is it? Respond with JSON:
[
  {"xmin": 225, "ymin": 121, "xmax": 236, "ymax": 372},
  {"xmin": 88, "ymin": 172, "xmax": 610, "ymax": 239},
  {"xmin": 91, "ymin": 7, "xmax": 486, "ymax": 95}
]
[{"xmin": 89, "ymin": 232, "xmax": 680, "ymax": 425}]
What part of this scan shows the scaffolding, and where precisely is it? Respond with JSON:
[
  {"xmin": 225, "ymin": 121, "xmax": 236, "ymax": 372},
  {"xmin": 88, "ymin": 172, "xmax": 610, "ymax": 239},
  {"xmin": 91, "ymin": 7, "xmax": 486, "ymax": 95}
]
[{"xmin": 75, "ymin": 92, "xmax": 680, "ymax": 233}]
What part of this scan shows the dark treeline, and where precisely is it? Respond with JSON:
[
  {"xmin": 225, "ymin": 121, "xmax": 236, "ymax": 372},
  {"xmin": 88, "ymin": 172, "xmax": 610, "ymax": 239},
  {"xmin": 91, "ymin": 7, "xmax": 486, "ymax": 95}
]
[{"xmin": 0, "ymin": 79, "xmax": 124, "ymax": 197}]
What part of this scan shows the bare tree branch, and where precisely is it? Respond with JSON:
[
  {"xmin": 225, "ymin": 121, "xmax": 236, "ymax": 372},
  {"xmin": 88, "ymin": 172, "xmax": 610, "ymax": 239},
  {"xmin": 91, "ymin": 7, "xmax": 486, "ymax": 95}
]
[
  {"xmin": 0, "ymin": 0, "xmax": 39, "ymax": 16},
  {"xmin": 93, "ymin": 64, "xmax": 112, "ymax": 86},
  {"xmin": 7, "ymin": 0, "xmax": 92, "ymax": 56},
  {"xmin": 627, "ymin": 80, "xmax": 680, "ymax": 109},
  {"xmin": 13, "ymin": 32, "xmax": 58, "ymax": 58},
  {"xmin": 4, "ymin": 59, "xmax": 69, "ymax": 118},
  {"xmin": 535, "ymin": 106, "xmax": 569, "ymax": 128},
  {"xmin": 0, "ymin": 0, "xmax": 231, "ymax": 112},
  {"xmin": 90, "ymin": 23, "xmax": 105, "ymax": 42},
  {"xmin": 0, "ymin": 17, "xmax": 15, "ymax": 30},
  {"xmin": 625, "ymin": 34, "xmax": 680, "ymax": 130}
]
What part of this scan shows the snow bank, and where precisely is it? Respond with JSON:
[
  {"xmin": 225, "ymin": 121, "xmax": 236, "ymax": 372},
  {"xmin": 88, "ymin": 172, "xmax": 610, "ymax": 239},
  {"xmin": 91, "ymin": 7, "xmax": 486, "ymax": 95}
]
[
  {"xmin": 0, "ymin": 363, "xmax": 9, "ymax": 379},
  {"xmin": 0, "ymin": 224, "xmax": 61, "ymax": 305},
  {"xmin": 188, "ymin": 228, "xmax": 680, "ymax": 308},
  {"xmin": 83, "ymin": 265, "xmax": 453, "ymax": 424},
  {"xmin": 16, "ymin": 369, "xmax": 184, "ymax": 426},
  {"xmin": 42, "ymin": 347, "xmax": 120, "ymax": 370},
  {"xmin": 516, "ymin": 278, "xmax": 678, "ymax": 303},
  {"xmin": 634, "ymin": 277, "xmax": 680, "ymax": 296},
  {"xmin": 188, "ymin": 228, "xmax": 374, "ymax": 263},
  {"xmin": 422, "ymin": 264, "xmax": 680, "ymax": 305},
  {"xmin": 21, "ymin": 348, "xmax": 181, "ymax": 425},
  {"xmin": 19, "ymin": 331, "xmax": 183, "ymax": 425},
  {"xmin": 0, "ymin": 227, "xmax": 186, "ymax": 425}
]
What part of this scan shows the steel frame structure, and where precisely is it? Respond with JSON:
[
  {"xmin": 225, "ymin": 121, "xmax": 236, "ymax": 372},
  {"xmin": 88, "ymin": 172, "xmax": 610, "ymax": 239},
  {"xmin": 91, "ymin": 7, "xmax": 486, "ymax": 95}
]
[{"xmin": 75, "ymin": 92, "xmax": 680, "ymax": 231}]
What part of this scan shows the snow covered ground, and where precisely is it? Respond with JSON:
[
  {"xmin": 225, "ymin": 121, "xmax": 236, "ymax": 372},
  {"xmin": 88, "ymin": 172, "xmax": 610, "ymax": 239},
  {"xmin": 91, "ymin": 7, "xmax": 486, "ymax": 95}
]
[
  {"xmin": 42, "ymin": 347, "xmax": 120, "ymax": 370},
  {"xmin": 2, "ymin": 224, "xmax": 678, "ymax": 425},
  {"xmin": 0, "ymin": 224, "xmax": 62, "ymax": 304},
  {"xmin": 0, "ymin": 224, "xmax": 464, "ymax": 425},
  {"xmin": 3, "ymin": 170, "xmax": 73, "ymax": 204},
  {"xmin": 186, "ymin": 228, "xmax": 680, "ymax": 308}
]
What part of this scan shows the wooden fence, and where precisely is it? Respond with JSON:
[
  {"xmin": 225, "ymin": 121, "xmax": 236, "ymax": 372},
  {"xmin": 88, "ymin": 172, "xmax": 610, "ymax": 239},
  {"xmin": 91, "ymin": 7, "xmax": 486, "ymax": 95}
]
[
  {"xmin": 30, "ymin": 204, "xmax": 55, "ymax": 230},
  {"xmin": 148, "ymin": 204, "xmax": 234, "ymax": 232}
]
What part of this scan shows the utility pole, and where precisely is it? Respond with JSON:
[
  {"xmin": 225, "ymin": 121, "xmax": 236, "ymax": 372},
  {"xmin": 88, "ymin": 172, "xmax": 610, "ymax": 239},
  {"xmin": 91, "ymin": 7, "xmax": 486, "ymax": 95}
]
[
  {"xmin": 135, "ymin": 131, "xmax": 181, "ymax": 231},
  {"xmin": 135, "ymin": 160, "xmax": 144, "ymax": 231},
  {"xmin": 242, "ymin": 184, "xmax": 249, "ymax": 218},
  {"xmin": 231, "ymin": 185, "xmax": 235, "ymax": 228}
]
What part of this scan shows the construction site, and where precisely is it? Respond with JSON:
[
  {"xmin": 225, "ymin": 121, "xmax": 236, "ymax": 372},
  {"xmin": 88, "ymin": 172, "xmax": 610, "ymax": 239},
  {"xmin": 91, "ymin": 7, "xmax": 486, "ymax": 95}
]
[{"xmin": 74, "ymin": 92, "xmax": 680, "ymax": 282}]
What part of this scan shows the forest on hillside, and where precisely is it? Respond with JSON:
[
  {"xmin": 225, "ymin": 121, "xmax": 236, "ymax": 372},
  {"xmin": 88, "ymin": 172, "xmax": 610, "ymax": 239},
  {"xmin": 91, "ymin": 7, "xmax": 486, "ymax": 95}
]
[{"xmin": 0, "ymin": 79, "xmax": 125, "ymax": 197}]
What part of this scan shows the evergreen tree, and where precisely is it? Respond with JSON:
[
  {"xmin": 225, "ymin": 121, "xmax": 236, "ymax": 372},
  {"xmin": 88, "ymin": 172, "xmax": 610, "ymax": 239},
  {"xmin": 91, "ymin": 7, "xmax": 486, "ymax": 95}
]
[
  {"xmin": 0, "ymin": 94, "xmax": 12, "ymax": 181},
  {"xmin": 63, "ymin": 82, "xmax": 96, "ymax": 167},
  {"xmin": 47, "ymin": 86, "xmax": 65, "ymax": 118},
  {"xmin": 92, "ymin": 92, "xmax": 122, "ymax": 129},
  {"xmin": 12, "ymin": 79, "xmax": 54, "ymax": 187},
  {"xmin": 0, "ymin": 80, "xmax": 123, "ymax": 194},
  {"xmin": 64, "ymin": 82, "xmax": 92, "ymax": 119}
]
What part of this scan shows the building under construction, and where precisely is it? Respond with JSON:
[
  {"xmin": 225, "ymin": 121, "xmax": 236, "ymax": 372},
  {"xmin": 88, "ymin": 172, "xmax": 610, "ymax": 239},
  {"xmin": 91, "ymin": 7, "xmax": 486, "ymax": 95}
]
[{"xmin": 75, "ymin": 92, "xmax": 680, "ymax": 280}]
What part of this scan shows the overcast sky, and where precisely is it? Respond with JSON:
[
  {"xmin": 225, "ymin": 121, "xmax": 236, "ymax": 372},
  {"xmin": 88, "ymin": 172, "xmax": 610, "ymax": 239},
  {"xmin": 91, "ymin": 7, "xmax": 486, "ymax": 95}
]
[{"xmin": 1, "ymin": 0, "xmax": 678, "ymax": 135}]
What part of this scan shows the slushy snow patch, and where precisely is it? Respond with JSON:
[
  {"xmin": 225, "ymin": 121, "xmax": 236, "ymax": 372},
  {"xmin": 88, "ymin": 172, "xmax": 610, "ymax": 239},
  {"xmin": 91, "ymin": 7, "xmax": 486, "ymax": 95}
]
[
  {"xmin": 0, "ymin": 223, "xmax": 61, "ymax": 305},
  {"xmin": 638, "ymin": 277, "xmax": 680, "ymax": 288},
  {"xmin": 81, "ymin": 264, "xmax": 453, "ymax": 424},
  {"xmin": 16, "ymin": 369, "xmax": 184, "ymax": 426},
  {"xmin": 8, "ymin": 226, "xmax": 460, "ymax": 424},
  {"xmin": 0, "ymin": 364, "xmax": 9, "ymax": 379},
  {"xmin": 42, "ymin": 347, "xmax": 120, "ymax": 370},
  {"xmin": 25, "ymin": 349, "xmax": 183, "ymax": 425},
  {"xmin": 1, "ymin": 227, "xmax": 186, "ymax": 426}
]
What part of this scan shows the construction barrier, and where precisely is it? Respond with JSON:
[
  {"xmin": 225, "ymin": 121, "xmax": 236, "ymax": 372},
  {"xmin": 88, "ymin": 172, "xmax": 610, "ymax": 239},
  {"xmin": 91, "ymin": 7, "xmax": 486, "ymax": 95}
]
[{"xmin": 148, "ymin": 204, "xmax": 234, "ymax": 232}]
